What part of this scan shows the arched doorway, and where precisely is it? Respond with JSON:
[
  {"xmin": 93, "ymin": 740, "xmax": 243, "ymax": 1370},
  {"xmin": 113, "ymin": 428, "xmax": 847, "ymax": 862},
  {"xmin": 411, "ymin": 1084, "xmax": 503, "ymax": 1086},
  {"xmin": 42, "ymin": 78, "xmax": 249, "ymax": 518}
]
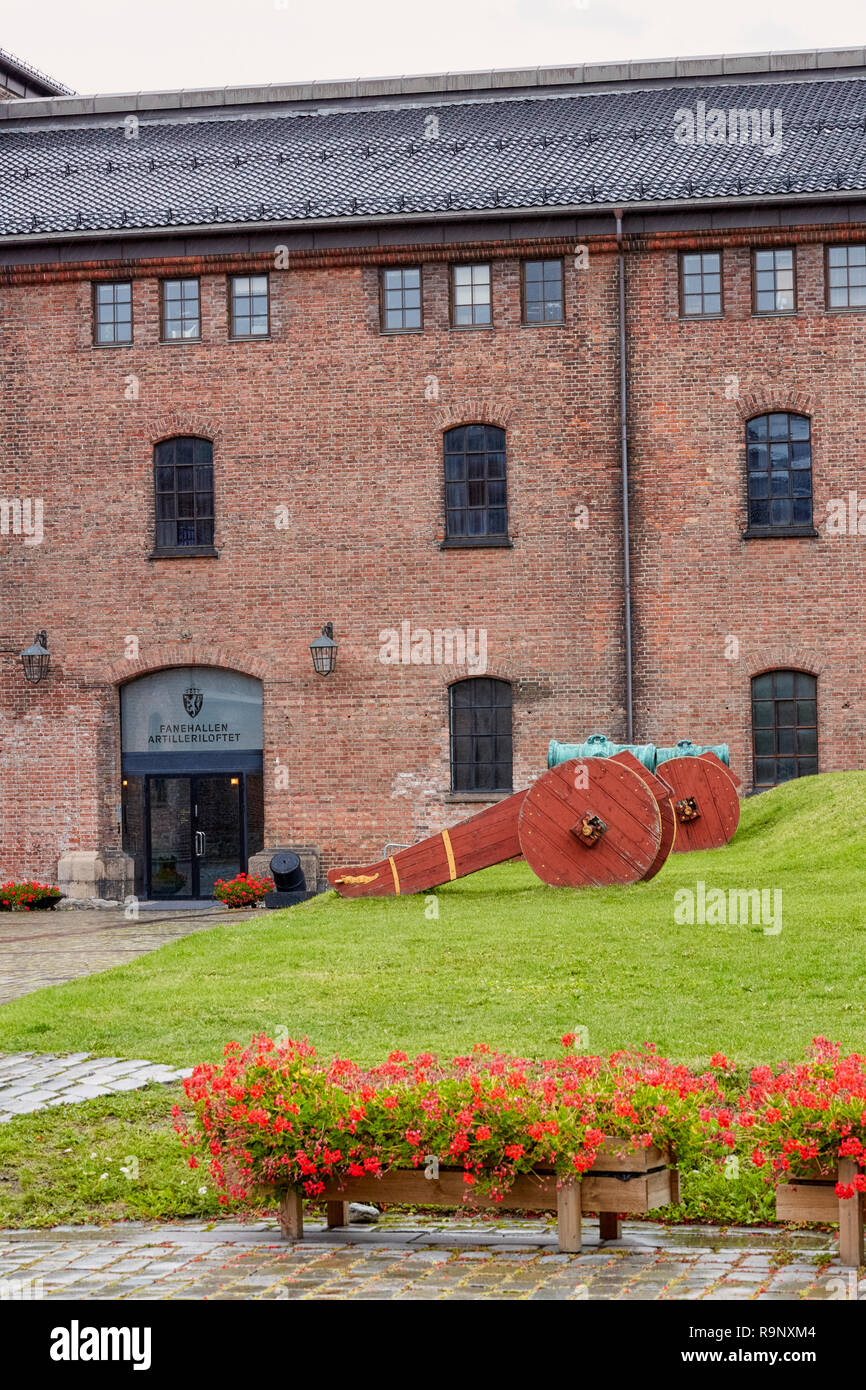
[{"xmin": 119, "ymin": 666, "xmax": 264, "ymax": 900}]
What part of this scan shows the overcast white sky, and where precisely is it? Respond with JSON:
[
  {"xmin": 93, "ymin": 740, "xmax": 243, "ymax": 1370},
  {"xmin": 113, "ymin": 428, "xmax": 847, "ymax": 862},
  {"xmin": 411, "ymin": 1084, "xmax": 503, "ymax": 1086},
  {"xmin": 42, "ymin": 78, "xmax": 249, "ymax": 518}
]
[{"xmin": 4, "ymin": 0, "xmax": 866, "ymax": 94}]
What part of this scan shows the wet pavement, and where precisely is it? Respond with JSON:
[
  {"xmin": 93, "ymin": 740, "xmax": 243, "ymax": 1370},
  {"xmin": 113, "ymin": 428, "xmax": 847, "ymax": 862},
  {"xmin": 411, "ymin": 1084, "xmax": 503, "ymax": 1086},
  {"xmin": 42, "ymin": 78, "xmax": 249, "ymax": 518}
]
[
  {"xmin": 0, "ymin": 906, "xmax": 264, "ymax": 1004},
  {"xmin": 0, "ymin": 1214, "xmax": 860, "ymax": 1301}
]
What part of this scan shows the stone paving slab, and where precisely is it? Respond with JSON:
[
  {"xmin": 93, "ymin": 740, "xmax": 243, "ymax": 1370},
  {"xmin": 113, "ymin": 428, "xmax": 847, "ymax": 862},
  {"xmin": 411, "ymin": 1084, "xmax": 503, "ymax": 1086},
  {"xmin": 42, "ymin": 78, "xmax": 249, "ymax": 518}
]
[
  {"xmin": 0, "ymin": 906, "xmax": 264, "ymax": 1005},
  {"xmin": 0, "ymin": 1216, "xmax": 862, "ymax": 1301},
  {"xmin": 0, "ymin": 1051, "xmax": 192, "ymax": 1122}
]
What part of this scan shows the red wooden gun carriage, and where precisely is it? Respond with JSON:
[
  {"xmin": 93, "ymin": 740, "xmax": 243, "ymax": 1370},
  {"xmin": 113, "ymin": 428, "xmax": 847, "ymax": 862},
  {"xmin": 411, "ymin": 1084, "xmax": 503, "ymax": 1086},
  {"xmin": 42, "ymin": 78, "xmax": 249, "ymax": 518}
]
[{"xmin": 328, "ymin": 744, "xmax": 741, "ymax": 899}]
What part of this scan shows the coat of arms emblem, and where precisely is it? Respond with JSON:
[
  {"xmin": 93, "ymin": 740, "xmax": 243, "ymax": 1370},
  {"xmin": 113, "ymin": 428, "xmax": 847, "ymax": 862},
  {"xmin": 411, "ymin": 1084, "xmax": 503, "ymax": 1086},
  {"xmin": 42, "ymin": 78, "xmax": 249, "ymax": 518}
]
[{"xmin": 183, "ymin": 684, "xmax": 203, "ymax": 717}]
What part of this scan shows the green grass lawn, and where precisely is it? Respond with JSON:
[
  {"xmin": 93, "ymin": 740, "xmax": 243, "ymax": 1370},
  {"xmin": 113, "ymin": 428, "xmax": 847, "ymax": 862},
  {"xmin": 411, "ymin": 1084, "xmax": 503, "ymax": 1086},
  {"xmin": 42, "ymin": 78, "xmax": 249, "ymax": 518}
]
[
  {"xmin": 1, "ymin": 772, "xmax": 864, "ymax": 1069},
  {"xmin": 0, "ymin": 771, "xmax": 863, "ymax": 1228}
]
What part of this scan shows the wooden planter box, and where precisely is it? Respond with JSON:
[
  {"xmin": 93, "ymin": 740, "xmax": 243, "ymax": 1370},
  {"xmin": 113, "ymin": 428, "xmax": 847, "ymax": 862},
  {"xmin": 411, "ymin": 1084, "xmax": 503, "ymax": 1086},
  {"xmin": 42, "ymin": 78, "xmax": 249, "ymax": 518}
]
[
  {"xmin": 273, "ymin": 1139, "xmax": 679, "ymax": 1253},
  {"xmin": 775, "ymin": 1158, "xmax": 864, "ymax": 1268}
]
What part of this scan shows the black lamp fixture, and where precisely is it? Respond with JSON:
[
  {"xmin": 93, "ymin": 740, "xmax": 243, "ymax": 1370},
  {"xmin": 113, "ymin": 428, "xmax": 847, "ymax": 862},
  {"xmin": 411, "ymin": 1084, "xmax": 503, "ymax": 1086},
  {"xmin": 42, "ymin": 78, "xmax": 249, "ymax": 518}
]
[
  {"xmin": 0, "ymin": 630, "xmax": 51, "ymax": 685},
  {"xmin": 310, "ymin": 622, "xmax": 338, "ymax": 676},
  {"xmin": 21, "ymin": 630, "xmax": 50, "ymax": 684}
]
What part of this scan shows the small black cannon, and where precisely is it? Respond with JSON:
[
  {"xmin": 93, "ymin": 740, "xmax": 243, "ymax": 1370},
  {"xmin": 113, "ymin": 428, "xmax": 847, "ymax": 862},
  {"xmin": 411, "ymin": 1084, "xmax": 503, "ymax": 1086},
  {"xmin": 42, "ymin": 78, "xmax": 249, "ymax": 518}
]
[{"xmin": 264, "ymin": 851, "xmax": 317, "ymax": 910}]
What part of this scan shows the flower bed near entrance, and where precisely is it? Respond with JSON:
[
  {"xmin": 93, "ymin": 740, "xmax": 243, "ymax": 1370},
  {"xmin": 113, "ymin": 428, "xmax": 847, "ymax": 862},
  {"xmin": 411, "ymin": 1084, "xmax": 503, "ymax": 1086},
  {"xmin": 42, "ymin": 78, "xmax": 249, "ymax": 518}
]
[
  {"xmin": 0, "ymin": 880, "xmax": 63, "ymax": 911},
  {"xmin": 213, "ymin": 872, "xmax": 273, "ymax": 909}
]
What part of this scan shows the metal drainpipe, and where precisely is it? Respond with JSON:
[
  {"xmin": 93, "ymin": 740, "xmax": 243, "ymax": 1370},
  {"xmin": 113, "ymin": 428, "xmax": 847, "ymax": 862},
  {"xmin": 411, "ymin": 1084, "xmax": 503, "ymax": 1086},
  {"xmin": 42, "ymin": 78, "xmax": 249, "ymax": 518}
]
[{"xmin": 614, "ymin": 207, "xmax": 634, "ymax": 743}]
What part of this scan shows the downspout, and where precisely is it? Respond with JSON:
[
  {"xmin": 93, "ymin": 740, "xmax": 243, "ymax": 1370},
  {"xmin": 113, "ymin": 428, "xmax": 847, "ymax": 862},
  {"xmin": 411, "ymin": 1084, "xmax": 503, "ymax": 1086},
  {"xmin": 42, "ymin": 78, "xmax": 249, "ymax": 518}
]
[{"xmin": 614, "ymin": 207, "xmax": 634, "ymax": 743}]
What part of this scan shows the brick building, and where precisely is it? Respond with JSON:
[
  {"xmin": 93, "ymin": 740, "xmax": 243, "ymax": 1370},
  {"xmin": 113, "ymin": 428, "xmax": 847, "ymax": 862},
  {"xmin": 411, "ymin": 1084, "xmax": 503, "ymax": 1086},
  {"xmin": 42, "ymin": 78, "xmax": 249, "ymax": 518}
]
[{"xmin": 0, "ymin": 46, "xmax": 864, "ymax": 901}]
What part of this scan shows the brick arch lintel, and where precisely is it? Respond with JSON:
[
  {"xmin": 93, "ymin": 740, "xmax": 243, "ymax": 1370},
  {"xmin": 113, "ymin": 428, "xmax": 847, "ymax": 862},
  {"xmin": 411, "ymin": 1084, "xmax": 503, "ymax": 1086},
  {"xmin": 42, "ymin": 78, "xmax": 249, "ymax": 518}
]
[
  {"xmin": 445, "ymin": 666, "xmax": 516, "ymax": 687},
  {"xmin": 150, "ymin": 410, "xmax": 223, "ymax": 445},
  {"xmin": 107, "ymin": 644, "xmax": 267, "ymax": 688},
  {"xmin": 746, "ymin": 645, "xmax": 824, "ymax": 679},
  {"xmin": 433, "ymin": 399, "xmax": 513, "ymax": 432},
  {"xmin": 736, "ymin": 388, "xmax": 816, "ymax": 421}
]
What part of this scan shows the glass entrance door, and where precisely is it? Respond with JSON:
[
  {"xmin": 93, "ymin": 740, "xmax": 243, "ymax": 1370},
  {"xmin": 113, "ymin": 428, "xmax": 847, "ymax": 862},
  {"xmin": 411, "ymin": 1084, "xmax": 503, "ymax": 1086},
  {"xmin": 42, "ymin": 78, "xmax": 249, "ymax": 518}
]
[
  {"xmin": 146, "ymin": 775, "xmax": 243, "ymax": 899},
  {"xmin": 148, "ymin": 776, "xmax": 194, "ymax": 898},
  {"xmin": 194, "ymin": 776, "xmax": 243, "ymax": 897}
]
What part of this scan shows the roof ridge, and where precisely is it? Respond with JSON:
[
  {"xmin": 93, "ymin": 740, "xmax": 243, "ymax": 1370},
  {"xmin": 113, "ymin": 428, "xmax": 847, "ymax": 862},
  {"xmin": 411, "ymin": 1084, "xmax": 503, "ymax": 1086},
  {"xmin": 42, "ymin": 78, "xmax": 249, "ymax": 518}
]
[
  {"xmin": 1, "ymin": 45, "xmax": 865, "ymax": 122},
  {"xmin": 0, "ymin": 45, "xmax": 74, "ymax": 97}
]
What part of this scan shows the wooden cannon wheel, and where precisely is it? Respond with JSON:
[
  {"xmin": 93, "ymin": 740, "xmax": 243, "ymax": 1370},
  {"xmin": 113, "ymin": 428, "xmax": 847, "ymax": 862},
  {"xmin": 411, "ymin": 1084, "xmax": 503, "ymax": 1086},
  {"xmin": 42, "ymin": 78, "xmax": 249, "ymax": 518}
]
[
  {"xmin": 655, "ymin": 755, "xmax": 740, "ymax": 852},
  {"xmin": 609, "ymin": 750, "xmax": 677, "ymax": 881},
  {"xmin": 517, "ymin": 758, "xmax": 661, "ymax": 888}
]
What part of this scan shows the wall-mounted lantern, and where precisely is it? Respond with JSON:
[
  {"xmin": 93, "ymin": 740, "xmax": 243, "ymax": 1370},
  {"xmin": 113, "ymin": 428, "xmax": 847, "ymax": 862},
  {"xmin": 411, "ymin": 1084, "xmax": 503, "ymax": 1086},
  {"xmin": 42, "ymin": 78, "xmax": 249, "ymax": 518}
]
[
  {"xmin": 0, "ymin": 630, "xmax": 51, "ymax": 685},
  {"xmin": 310, "ymin": 622, "xmax": 338, "ymax": 676},
  {"xmin": 21, "ymin": 631, "xmax": 50, "ymax": 684}
]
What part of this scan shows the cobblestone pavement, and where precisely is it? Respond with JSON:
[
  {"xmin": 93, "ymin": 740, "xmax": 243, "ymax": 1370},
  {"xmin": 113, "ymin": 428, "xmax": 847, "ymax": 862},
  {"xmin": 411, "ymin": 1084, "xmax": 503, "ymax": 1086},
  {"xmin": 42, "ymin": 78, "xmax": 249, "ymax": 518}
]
[
  {"xmin": 0, "ymin": 1052, "xmax": 192, "ymax": 1122},
  {"xmin": 0, "ymin": 1216, "xmax": 861, "ymax": 1301},
  {"xmin": 0, "ymin": 906, "xmax": 264, "ymax": 1004}
]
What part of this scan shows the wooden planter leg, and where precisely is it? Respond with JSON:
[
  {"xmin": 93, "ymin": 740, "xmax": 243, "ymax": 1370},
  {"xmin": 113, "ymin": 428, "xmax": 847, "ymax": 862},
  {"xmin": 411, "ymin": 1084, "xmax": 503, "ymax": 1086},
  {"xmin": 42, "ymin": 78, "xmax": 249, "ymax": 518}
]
[
  {"xmin": 838, "ymin": 1158, "xmax": 865, "ymax": 1268},
  {"xmin": 326, "ymin": 1201, "xmax": 349, "ymax": 1228},
  {"xmin": 598, "ymin": 1211, "xmax": 621, "ymax": 1241},
  {"xmin": 669, "ymin": 1162, "xmax": 681, "ymax": 1206},
  {"xmin": 557, "ymin": 1181, "xmax": 582, "ymax": 1253},
  {"xmin": 279, "ymin": 1188, "xmax": 304, "ymax": 1240}
]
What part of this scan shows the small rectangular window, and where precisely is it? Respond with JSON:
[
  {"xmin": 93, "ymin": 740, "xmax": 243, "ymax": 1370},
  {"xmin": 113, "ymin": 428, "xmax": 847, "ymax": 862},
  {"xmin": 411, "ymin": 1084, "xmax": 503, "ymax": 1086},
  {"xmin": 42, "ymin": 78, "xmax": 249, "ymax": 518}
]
[
  {"xmin": 826, "ymin": 245, "xmax": 866, "ymax": 310},
  {"xmin": 230, "ymin": 274, "xmax": 269, "ymax": 338},
  {"xmin": 93, "ymin": 281, "xmax": 132, "ymax": 344},
  {"xmin": 161, "ymin": 278, "xmax": 201, "ymax": 340},
  {"xmin": 753, "ymin": 248, "xmax": 796, "ymax": 314},
  {"xmin": 523, "ymin": 259, "xmax": 564, "ymax": 322},
  {"xmin": 680, "ymin": 252, "xmax": 722, "ymax": 317},
  {"xmin": 451, "ymin": 263, "xmax": 491, "ymax": 327},
  {"xmin": 381, "ymin": 267, "xmax": 422, "ymax": 332}
]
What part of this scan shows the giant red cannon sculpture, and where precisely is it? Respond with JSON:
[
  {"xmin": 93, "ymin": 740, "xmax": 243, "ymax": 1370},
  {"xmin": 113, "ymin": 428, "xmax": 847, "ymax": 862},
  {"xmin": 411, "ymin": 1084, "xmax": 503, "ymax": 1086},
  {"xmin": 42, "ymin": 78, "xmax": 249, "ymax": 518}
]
[
  {"xmin": 329, "ymin": 735, "xmax": 742, "ymax": 899},
  {"xmin": 329, "ymin": 750, "xmax": 703, "ymax": 899}
]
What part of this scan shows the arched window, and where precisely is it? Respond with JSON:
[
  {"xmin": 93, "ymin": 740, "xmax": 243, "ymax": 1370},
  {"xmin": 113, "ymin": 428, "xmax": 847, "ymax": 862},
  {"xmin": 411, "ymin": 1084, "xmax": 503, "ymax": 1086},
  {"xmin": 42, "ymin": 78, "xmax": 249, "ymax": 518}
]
[
  {"xmin": 746, "ymin": 413, "xmax": 812, "ymax": 533},
  {"xmin": 751, "ymin": 670, "xmax": 817, "ymax": 787},
  {"xmin": 449, "ymin": 678, "xmax": 513, "ymax": 793},
  {"xmin": 154, "ymin": 437, "xmax": 215, "ymax": 554},
  {"xmin": 443, "ymin": 424, "xmax": 508, "ymax": 543}
]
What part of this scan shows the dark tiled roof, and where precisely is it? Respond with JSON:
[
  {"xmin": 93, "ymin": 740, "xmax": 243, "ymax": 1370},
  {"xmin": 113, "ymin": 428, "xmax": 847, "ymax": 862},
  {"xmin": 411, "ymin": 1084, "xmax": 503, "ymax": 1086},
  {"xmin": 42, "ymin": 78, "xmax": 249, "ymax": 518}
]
[{"xmin": 3, "ymin": 76, "xmax": 866, "ymax": 239}]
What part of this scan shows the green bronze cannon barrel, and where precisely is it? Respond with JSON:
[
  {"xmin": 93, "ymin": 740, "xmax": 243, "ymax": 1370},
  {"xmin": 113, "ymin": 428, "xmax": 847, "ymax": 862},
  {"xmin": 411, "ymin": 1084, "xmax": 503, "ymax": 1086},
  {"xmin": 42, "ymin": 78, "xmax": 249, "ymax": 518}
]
[
  {"xmin": 655, "ymin": 738, "xmax": 730, "ymax": 767},
  {"xmin": 548, "ymin": 735, "xmax": 731, "ymax": 773},
  {"xmin": 547, "ymin": 734, "xmax": 657, "ymax": 772}
]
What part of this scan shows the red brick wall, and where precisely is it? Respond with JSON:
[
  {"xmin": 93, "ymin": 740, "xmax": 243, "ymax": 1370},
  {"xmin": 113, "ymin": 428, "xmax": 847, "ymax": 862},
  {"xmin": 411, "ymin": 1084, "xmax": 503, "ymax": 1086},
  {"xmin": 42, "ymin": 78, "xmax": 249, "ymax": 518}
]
[
  {"xmin": 0, "ymin": 239, "xmax": 627, "ymax": 880},
  {"xmin": 627, "ymin": 231, "xmax": 865, "ymax": 779},
  {"xmin": 2, "ymin": 221, "xmax": 864, "ymax": 886}
]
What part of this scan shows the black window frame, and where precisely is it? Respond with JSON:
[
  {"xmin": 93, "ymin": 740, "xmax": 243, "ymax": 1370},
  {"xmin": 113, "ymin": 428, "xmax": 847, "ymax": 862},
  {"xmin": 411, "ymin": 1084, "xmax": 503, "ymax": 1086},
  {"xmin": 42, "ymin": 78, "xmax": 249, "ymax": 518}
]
[
  {"xmin": 228, "ymin": 273, "xmax": 270, "ymax": 339},
  {"xmin": 441, "ymin": 423, "xmax": 510, "ymax": 548},
  {"xmin": 160, "ymin": 277, "xmax": 202, "ymax": 342},
  {"xmin": 751, "ymin": 670, "xmax": 818, "ymax": 788},
  {"xmin": 679, "ymin": 251, "xmax": 723, "ymax": 318},
  {"xmin": 151, "ymin": 436, "xmax": 217, "ymax": 558},
  {"xmin": 93, "ymin": 280, "xmax": 133, "ymax": 345},
  {"xmin": 752, "ymin": 247, "xmax": 797, "ymax": 315},
  {"xmin": 450, "ymin": 262, "xmax": 492, "ymax": 328},
  {"xmin": 825, "ymin": 244, "xmax": 866, "ymax": 312},
  {"xmin": 744, "ymin": 412, "xmax": 817, "ymax": 538},
  {"xmin": 522, "ymin": 258, "xmax": 565, "ymax": 324},
  {"xmin": 379, "ymin": 266, "xmax": 423, "ymax": 333},
  {"xmin": 449, "ymin": 677, "xmax": 513, "ymax": 794}
]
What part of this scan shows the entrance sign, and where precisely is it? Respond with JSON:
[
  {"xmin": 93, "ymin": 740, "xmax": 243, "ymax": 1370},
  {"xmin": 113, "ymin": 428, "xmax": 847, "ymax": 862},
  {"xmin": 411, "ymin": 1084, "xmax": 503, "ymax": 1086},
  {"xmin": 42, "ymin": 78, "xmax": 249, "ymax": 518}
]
[{"xmin": 121, "ymin": 667, "xmax": 263, "ymax": 774}]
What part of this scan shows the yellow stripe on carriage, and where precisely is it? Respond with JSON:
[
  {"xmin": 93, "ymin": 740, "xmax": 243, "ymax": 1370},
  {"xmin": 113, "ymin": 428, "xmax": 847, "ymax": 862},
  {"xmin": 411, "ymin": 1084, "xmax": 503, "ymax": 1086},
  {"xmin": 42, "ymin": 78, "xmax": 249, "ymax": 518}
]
[{"xmin": 442, "ymin": 828, "xmax": 457, "ymax": 881}]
